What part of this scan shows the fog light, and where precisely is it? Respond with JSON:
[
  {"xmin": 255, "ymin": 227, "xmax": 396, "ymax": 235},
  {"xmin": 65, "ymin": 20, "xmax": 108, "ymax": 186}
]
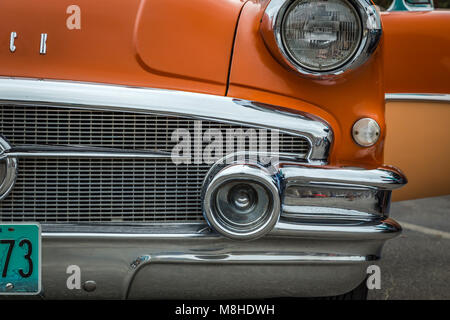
[
  {"xmin": 352, "ymin": 118, "xmax": 380, "ymax": 147},
  {"xmin": 202, "ymin": 164, "xmax": 281, "ymax": 240},
  {"xmin": 217, "ymin": 182, "xmax": 269, "ymax": 227},
  {"xmin": 229, "ymin": 184, "xmax": 258, "ymax": 213}
]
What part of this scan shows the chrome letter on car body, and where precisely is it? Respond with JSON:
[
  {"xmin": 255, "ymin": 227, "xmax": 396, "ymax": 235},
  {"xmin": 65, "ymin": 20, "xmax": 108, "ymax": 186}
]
[
  {"xmin": 9, "ymin": 32, "xmax": 17, "ymax": 53},
  {"xmin": 40, "ymin": 33, "xmax": 47, "ymax": 55}
]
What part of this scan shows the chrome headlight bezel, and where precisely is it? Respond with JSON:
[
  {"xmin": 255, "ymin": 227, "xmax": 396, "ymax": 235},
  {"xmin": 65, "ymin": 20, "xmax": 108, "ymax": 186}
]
[{"xmin": 260, "ymin": 0, "xmax": 382, "ymax": 78}]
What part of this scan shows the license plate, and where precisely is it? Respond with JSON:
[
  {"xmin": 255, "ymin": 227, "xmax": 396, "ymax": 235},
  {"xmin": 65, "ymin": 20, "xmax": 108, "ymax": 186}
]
[{"xmin": 0, "ymin": 223, "xmax": 41, "ymax": 295}]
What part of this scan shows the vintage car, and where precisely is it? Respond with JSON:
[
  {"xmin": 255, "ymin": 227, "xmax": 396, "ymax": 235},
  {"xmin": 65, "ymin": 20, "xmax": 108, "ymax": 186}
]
[{"xmin": 0, "ymin": 0, "xmax": 413, "ymax": 300}]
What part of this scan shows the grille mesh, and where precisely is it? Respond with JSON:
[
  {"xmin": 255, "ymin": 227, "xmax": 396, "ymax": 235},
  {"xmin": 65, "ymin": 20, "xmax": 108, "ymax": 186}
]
[
  {"xmin": 0, "ymin": 158, "xmax": 210, "ymax": 223},
  {"xmin": 0, "ymin": 106, "xmax": 309, "ymax": 154},
  {"xmin": 0, "ymin": 105, "xmax": 310, "ymax": 223}
]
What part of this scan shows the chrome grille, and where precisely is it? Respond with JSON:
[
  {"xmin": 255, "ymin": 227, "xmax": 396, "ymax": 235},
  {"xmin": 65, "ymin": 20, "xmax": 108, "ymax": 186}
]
[
  {"xmin": 0, "ymin": 105, "xmax": 310, "ymax": 223},
  {"xmin": 0, "ymin": 106, "xmax": 310, "ymax": 154}
]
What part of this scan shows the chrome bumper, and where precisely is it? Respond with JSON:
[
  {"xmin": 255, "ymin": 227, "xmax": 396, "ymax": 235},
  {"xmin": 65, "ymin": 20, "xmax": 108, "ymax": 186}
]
[
  {"xmin": 37, "ymin": 218, "xmax": 400, "ymax": 299},
  {"xmin": 35, "ymin": 164, "xmax": 405, "ymax": 299}
]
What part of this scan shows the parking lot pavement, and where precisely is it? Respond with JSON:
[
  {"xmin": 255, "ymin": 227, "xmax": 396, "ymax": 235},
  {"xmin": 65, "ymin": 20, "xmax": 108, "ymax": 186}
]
[{"xmin": 368, "ymin": 195, "xmax": 450, "ymax": 300}]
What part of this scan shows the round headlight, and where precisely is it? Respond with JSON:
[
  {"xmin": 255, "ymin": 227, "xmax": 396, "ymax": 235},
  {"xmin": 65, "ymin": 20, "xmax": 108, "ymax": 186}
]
[
  {"xmin": 352, "ymin": 118, "xmax": 380, "ymax": 147},
  {"xmin": 282, "ymin": 0, "xmax": 362, "ymax": 71},
  {"xmin": 260, "ymin": 0, "xmax": 382, "ymax": 77}
]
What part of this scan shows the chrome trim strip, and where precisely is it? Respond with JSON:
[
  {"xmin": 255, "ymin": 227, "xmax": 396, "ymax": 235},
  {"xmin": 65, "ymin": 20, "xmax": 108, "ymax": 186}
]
[
  {"xmin": 272, "ymin": 218, "xmax": 401, "ymax": 240},
  {"xmin": 0, "ymin": 144, "xmax": 186, "ymax": 160},
  {"xmin": 282, "ymin": 206, "xmax": 376, "ymax": 220},
  {"xmin": 260, "ymin": 0, "xmax": 382, "ymax": 78},
  {"xmin": 0, "ymin": 78, "xmax": 332, "ymax": 163},
  {"xmin": 40, "ymin": 217, "xmax": 401, "ymax": 241},
  {"xmin": 385, "ymin": 93, "xmax": 450, "ymax": 102},
  {"xmin": 129, "ymin": 252, "xmax": 369, "ymax": 265},
  {"xmin": 41, "ymin": 223, "xmax": 215, "ymax": 238},
  {"xmin": 42, "ymin": 231, "xmax": 212, "ymax": 239},
  {"xmin": 281, "ymin": 164, "xmax": 407, "ymax": 190},
  {"xmin": 0, "ymin": 145, "xmax": 308, "ymax": 161}
]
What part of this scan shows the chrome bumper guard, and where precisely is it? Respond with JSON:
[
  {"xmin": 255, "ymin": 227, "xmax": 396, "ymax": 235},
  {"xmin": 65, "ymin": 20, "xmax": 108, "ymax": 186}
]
[{"xmin": 36, "ymin": 164, "xmax": 405, "ymax": 299}]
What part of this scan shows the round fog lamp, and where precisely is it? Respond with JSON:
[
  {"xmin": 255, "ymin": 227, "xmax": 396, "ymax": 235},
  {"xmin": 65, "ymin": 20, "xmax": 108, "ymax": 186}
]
[
  {"xmin": 352, "ymin": 118, "xmax": 380, "ymax": 147},
  {"xmin": 202, "ymin": 165, "xmax": 281, "ymax": 240},
  {"xmin": 216, "ymin": 182, "xmax": 270, "ymax": 227},
  {"xmin": 229, "ymin": 184, "xmax": 258, "ymax": 212}
]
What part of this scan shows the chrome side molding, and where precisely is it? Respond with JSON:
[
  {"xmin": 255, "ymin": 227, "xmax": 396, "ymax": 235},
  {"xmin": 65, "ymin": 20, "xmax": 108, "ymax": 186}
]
[
  {"xmin": 385, "ymin": 93, "xmax": 450, "ymax": 102},
  {"xmin": 0, "ymin": 77, "xmax": 332, "ymax": 164}
]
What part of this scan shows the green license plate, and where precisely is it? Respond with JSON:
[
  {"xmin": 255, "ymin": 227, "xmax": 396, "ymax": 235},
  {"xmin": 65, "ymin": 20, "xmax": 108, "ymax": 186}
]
[{"xmin": 0, "ymin": 223, "xmax": 41, "ymax": 295}]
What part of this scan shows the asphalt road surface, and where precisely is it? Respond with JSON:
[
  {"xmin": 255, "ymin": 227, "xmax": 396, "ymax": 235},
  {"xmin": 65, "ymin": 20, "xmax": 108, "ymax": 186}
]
[{"xmin": 368, "ymin": 195, "xmax": 450, "ymax": 300}]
